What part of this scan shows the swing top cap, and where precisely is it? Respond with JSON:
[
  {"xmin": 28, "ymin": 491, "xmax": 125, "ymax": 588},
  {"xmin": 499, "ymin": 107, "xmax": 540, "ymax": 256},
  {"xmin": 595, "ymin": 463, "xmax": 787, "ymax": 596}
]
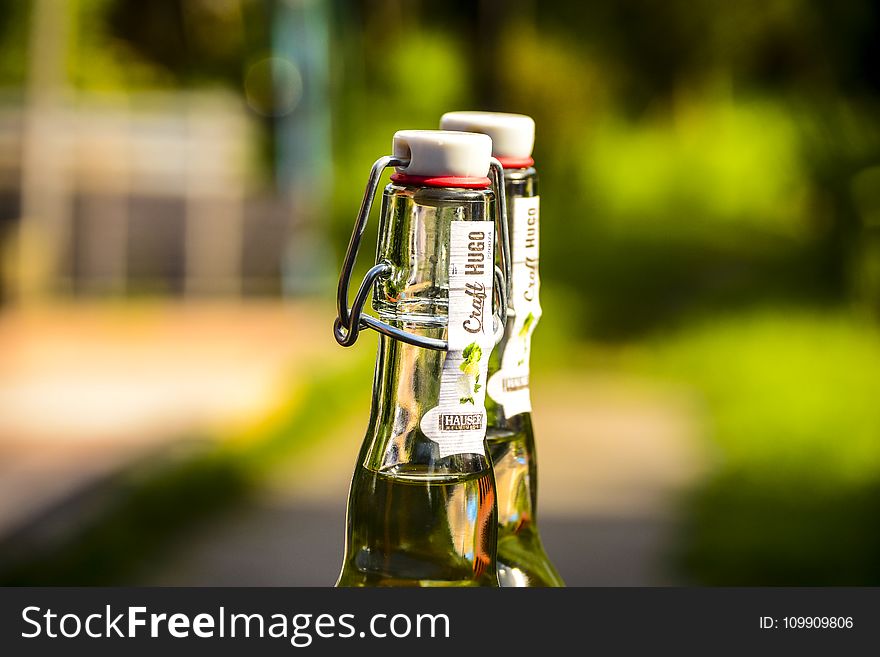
[
  {"xmin": 392, "ymin": 129, "xmax": 493, "ymax": 178},
  {"xmin": 440, "ymin": 111, "xmax": 535, "ymax": 160}
]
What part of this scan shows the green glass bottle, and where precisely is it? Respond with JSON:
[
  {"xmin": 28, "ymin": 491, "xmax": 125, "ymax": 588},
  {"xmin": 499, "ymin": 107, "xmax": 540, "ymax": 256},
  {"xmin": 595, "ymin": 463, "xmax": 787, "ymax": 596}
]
[
  {"xmin": 334, "ymin": 130, "xmax": 508, "ymax": 587},
  {"xmin": 441, "ymin": 112, "xmax": 564, "ymax": 587}
]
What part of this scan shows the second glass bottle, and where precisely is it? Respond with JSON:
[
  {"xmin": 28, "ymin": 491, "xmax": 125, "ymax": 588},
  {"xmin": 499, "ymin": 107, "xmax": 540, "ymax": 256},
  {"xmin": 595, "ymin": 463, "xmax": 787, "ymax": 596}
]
[{"xmin": 442, "ymin": 112, "xmax": 564, "ymax": 587}]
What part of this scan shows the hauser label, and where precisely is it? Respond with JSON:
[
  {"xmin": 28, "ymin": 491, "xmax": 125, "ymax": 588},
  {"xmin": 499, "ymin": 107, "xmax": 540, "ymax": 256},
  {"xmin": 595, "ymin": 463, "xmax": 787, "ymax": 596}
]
[
  {"xmin": 420, "ymin": 221, "xmax": 495, "ymax": 457},
  {"xmin": 440, "ymin": 413, "xmax": 484, "ymax": 431},
  {"xmin": 487, "ymin": 195, "xmax": 541, "ymax": 417}
]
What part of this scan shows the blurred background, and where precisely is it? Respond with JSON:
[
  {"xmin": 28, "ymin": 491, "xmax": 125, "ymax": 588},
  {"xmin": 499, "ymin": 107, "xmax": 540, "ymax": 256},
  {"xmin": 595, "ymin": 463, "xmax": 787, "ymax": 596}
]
[{"xmin": 1, "ymin": 0, "xmax": 879, "ymax": 586}]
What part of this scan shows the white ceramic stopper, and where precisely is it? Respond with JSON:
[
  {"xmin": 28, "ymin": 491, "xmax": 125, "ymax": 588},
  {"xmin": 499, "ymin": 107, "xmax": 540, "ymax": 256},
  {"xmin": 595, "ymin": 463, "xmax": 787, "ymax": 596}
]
[
  {"xmin": 392, "ymin": 129, "xmax": 492, "ymax": 177},
  {"xmin": 440, "ymin": 111, "xmax": 535, "ymax": 159}
]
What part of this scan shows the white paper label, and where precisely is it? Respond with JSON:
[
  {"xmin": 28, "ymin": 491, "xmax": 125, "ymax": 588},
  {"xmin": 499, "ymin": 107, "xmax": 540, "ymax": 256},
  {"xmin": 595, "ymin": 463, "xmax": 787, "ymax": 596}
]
[
  {"xmin": 420, "ymin": 221, "xmax": 495, "ymax": 457},
  {"xmin": 487, "ymin": 195, "xmax": 541, "ymax": 417}
]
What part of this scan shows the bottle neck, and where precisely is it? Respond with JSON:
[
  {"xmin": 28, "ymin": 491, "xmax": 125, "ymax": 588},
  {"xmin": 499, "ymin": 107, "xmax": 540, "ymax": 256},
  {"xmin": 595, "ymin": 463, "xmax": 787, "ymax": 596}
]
[
  {"xmin": 361, "ymin": 329, "xmax": 490, "ymax": 477},
  {"xmin": 502, "ymin": 165, "xmax": 538, "ymax": 196},
  {"xmin": 360, "ymin": 182, "xmax": 498, "ymax": 478}
]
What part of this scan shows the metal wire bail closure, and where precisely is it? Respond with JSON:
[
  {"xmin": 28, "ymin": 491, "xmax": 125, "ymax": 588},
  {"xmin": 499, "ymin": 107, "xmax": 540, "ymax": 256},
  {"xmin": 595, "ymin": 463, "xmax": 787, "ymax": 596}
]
[
  {"xmin": 334, "ymin": 155, "xmax": 510, "ymax": 351},
  {"xmin": 489, "ymin": 156, "xmax": 511, "ymax": 344}
]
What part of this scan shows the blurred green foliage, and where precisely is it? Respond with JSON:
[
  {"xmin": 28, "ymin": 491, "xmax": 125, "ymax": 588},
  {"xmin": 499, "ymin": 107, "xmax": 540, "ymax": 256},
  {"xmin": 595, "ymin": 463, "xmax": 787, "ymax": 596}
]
[
  {"xmin": 634, "ymin": 311, "xmax": 880, "ymax": 583},
  {"xmin": 649, "ymin": 312, "xmax": 880, "ymax": 483}
]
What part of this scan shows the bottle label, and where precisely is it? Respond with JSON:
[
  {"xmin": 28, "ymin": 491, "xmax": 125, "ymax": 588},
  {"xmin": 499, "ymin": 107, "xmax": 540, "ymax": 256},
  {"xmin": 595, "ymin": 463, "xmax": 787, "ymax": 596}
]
[
  {"xmin": 487, "ymin": 195, "xmax": 541, "ymax": 417},
  {"xmin": 420, "ymin": 221, "xmax": 495, "ymax": 457}
]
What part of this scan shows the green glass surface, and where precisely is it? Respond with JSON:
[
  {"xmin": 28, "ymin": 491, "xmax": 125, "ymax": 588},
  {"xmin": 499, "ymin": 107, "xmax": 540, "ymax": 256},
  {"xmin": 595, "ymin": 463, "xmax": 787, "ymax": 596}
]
[{"xmin": 486, "ymin": 167, "xmax": 564, "ymax": 587}]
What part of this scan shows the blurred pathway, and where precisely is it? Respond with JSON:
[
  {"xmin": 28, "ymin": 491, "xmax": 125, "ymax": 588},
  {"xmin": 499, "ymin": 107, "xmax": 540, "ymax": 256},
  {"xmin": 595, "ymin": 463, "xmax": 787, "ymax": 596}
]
[
  {"xmin": 0, "ymin": 301, "xmax": 708, "ymax": 585},
  {"xmin": 0, "ymin": 301, "xmax": 337, "ymax": 540},
  {"xmin": 144, "ymin": 369, "xmax": 707, "ymax": 586}
]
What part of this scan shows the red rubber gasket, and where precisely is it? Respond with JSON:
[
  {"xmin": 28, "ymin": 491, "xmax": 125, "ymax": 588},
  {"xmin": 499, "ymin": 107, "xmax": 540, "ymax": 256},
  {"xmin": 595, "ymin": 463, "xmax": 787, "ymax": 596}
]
[
  {"xmin": 390, "ymin": 173, "xmax": 491, "ymax": 188},
  {"xmin": 496, "ymin": 156, "xmax": 535, "ymax": 169}
]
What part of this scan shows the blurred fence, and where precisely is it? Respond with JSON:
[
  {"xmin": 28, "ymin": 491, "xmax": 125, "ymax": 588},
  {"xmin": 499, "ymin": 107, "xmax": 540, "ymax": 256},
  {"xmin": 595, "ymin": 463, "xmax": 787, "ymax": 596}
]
[
  {"xmin": 0, "ymin": 0, "xmax": 334, "ymax": 304},
  {"xmin": 5, "ymin": 91, "xmax": 267, "ymax": 298}
]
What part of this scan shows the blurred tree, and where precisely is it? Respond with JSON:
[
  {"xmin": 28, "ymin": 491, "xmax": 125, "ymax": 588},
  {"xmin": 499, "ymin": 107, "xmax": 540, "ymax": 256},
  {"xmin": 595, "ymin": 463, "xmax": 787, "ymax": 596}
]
[
  {"xmin": 104, "ymin": 0, "xmax": 249, "ymax": 89},
  {"xmin": 0, "ymin": 0, "xmax": 29, "ymax": 86}
]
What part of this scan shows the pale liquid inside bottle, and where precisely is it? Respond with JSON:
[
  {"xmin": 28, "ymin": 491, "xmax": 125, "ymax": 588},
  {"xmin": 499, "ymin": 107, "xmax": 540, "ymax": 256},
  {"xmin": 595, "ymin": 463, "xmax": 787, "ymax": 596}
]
[
  {"xmin": 487, "ymin": 421, "xmax": 563, "ymax": 587},
  {"xmin": 339, "ymin": 463, "xmax": 497, "ymax": 586}
]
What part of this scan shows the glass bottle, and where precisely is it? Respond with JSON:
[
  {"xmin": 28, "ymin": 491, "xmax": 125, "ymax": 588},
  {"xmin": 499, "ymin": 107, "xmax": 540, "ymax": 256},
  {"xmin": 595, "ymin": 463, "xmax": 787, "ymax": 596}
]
[
  {"xmin": 334, "ymin": 130, "xmax": 507, "ymax": 586},
  {"xmin": 441, "ymin": 112, "xmax": 564, "ymax": 587}
]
